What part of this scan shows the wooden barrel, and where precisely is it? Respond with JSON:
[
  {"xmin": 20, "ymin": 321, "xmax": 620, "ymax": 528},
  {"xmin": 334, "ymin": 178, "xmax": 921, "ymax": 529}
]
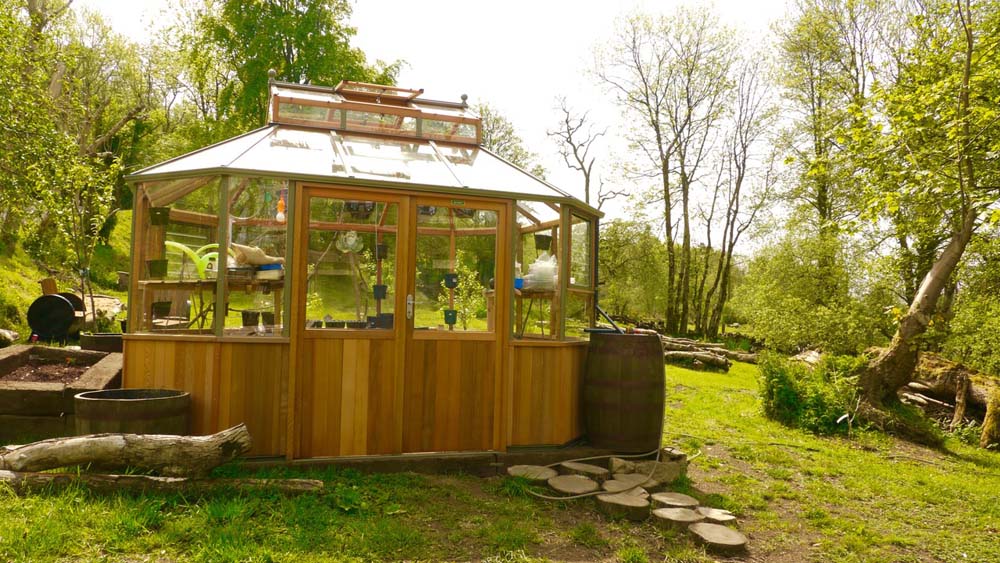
[
  {"xmin": 584, "ymin": 332, "xmax": 665, "ymax": 453},
  {"xmin": 74, "ymin": 389, "xmax": 191, "ymax": 435}
]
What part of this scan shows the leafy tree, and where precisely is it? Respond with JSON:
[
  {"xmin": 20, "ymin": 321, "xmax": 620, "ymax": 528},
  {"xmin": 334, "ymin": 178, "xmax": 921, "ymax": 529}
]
[
  {"xmin": 598, "ymin": 220, "xmax": 668, "ymax": 320},
  {"xmin": 437, "ymin": 250, "xmax": 485, "ymax": 330},
  {"xmin": 197, "ymin": 0, "xmax": 400, "ymax": 130},
  {"xmin": 476, "ymin": 102, "xmax": 546, "ymax": 179}
]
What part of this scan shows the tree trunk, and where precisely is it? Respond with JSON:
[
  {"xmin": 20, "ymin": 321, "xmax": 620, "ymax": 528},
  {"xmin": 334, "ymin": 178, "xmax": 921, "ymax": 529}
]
[
  {"xmin": 862, "ymin": 207, "xmax": 977, "ymax": 404},
  {"xmin": 981, "ymin": 387, "xmax": 1000, "ymax": 449},
  {"xmin": 0, "ymin": 424, "xmax": 252, "ymax": 477},
  {"xmin": 950, "ymin": 373, "xmax": 970, "ymax": 430},
  {"xmin": 0, "ymin": 470, "xmax": 323, "ymax": 496}
]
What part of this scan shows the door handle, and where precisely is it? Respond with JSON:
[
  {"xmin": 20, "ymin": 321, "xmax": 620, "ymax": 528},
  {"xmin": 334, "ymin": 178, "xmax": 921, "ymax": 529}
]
[{"xmin": 406, "ymin": 294, "xmax": 414, "ymax": 320}]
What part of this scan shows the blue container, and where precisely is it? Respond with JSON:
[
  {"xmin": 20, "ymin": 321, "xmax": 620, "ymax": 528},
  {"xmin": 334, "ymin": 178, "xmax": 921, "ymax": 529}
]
[{"xmin": 514, "ymin": 278, "xmax": 524, "ymax": 290}]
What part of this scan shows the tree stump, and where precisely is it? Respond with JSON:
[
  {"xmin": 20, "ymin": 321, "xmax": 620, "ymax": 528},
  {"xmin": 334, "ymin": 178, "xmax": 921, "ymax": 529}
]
[
  {"xmin": 688, "ymin": 522, "xmax": 748, "ymax": 554},
  {"xmin": 652, "ymin": 507, "xmax": 704, "ymax": 530},
  {"xmin": 651, "ymin": 491, "xmax": 699, "ymax": 509},
  {"xmin": 596, "ymin": 491, "xmax": 650, "ymax": 521},
  {"xmin": 548, "ymin": 474, "xmax": 599, "ymax": 495},
  {"xmin": 981, "ymin": 387, "xmax": 1000, "ymax": 449},
  {"xmin": 696, "ymin": 506, "xmax": 737, "ymax": 525},
  {"xmin": 506, "ymin": 465, "xmax": 557, "ymax": 483},
  {"xmin": 559, "ymin": 461, "xmax": 610, "ymax": 482},
  {"xmin": 603, "ymin": 473, "xmax": 653, "ymax": 493}
]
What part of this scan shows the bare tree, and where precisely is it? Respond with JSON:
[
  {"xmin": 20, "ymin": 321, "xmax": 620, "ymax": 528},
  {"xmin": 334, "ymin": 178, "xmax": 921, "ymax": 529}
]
[{"xmin": 547, "ymin": 97, "xmax": 606, "ymax": 206}]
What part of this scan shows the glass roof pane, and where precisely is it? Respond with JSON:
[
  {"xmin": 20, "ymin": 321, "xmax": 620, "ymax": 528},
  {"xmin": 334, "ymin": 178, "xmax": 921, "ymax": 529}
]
[
  {"xmin": 516, "ymin": 201, "xmax": 560, "ymax": 226},
  {"xmin": 273, "ymin": 85, "xmax": 343, "ymax": 104},
  {"xmin": 230, "ymin": 128, "xmax": 338, "ymax": 176},
  {"xmin": 435, "ymin": 145, "xmax": 563, "ymax": 198},
  {"xmin": 339, "ymin": 135, "xmax": 459, "ymax": 187},
  {"xmin": 139, "ymin": 128, "xmax": 273, "ymax": 177}
]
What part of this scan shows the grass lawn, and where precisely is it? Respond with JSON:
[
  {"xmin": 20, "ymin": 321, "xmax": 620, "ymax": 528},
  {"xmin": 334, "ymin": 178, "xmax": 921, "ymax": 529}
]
[{"xmin": 1, "ymin": 362, "xmax": 998, "ymax": 562}]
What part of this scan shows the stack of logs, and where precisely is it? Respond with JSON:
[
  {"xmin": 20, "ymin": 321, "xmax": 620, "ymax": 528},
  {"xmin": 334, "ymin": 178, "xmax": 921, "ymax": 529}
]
[{"xmin": 632, "ymin": 329, "xmax": 757, "ymax": 371}]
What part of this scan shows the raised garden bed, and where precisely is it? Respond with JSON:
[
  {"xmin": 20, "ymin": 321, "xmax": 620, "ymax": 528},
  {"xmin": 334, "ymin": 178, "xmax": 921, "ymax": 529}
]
[{"xmin": 0, "ymin": 345, "xmax": 122, "ymax": 443}]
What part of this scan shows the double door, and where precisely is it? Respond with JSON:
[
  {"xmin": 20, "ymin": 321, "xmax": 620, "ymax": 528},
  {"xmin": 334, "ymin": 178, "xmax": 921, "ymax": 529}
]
[{"xmin": 291, "ymin": 186, "xmax": 510, "ymax": 457}]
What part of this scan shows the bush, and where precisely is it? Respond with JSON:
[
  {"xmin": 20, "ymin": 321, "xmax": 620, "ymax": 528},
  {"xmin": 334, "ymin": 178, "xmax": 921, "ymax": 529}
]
[{"xmin": 758, "ymin": 352, "xmax": 864, "ymax": 434}]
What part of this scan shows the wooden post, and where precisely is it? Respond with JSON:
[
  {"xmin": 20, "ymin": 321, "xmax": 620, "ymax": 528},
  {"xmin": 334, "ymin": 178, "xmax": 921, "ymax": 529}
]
[{"xmin": 39, "ymin": 278, "xmax": 57, "ymax": 295}]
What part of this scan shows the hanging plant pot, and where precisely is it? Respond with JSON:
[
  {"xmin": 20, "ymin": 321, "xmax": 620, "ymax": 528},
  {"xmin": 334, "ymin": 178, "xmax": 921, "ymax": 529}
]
[
  {"xmin": 375, "ymin": 243, "xmax": 389, "ymax": 260},
  {"xmin": 146, "ymin": 259, "xmax": 168, "ymax": 280},
  {"xmin": 345, "ymin": 201, "xmax": 375, "ymax": 219},
  {"xmin": 533, "ymin": 233, "xmax": 552, "ymax": 252},
  {"xmin": 453, "ymin": 208, "xmax": 475, "ymax": 218},
  {"xmin": 261, "ymin": 312, "xmax": 275, "ymax": 326},
  {"xmin": 417, "ymin": 205, "xmax": 437, "ymax": 216},
  {"xmin": 241, "ymin": 310, "xmax": 260, "ymax": 327},
  {"xmin": 444, "ymin": 273, "xmax": 459, "ymax": 289},
  {"xmin": 151, "ymin": 301, "xmax": 172, "ymax": 319},
  {"xmin": 443, "ymin": 309, "xmax": 458, "ymax": 326},
  {"xmin": 373, "ymin": 284, "xmax": 388, "ymax": 300},
  {"xmin": 149, "ymin": 207, "xmax": 171, "ymax": 226}
]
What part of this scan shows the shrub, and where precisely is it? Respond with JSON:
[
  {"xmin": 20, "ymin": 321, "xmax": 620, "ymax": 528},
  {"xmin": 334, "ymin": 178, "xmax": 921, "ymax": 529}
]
[{"xmin": 758, "ymin": 352, "xmax": 864, "ymax": 434}]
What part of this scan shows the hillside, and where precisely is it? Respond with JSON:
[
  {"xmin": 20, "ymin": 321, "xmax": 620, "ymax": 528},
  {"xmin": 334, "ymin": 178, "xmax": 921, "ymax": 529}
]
[{"xmin": 0, "ymin": 211, "xmax": 132, "ymax": 339}]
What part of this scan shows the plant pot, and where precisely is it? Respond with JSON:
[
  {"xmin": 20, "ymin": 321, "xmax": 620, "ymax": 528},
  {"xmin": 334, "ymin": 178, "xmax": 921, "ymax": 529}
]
[
  {"xmin": 444, "ymin": 273, "xmax": 459, "ymax": 289},
  {"xmin": 375, "ymin": 243, "xmax": 389, "ymax": 260},
  {"xmin": 345, "ymin": 320, "xmax": 367, "ymax": 329},
  {"xmin": 376, "ymin": 313, "xmax": 394, "ymax": 329},
  {"xmin": 373, "ymin": 284, "xmax": 388, "ymax": 300},
  {"xmin": 261, "ymin": 312, "xmax": 275, "ymax": 326},
  {"xmin": 533, "ymin": 233, "xmax": 552, "ymax": 253},
  {"xmin": 151, "ymin": 301, "xmax": 172, "ymax": 319},
  {"xmin": 147, "ymin": 259, "xmax": 168, "ymax": 280},
  {"xmin": 324, "ymin": 320, "xmax": 345, "ymax": 329},
  {"xmin": 241, "ymin": 310, "xmax": 260, "ymax": 327},
  {"xmin": 443, "ymin": 309, "xmax": 457, "ymax": 326},
  {"xmin": 345, "ymin": 201, "xmax": 375, "ymax": 219},
  {"xmin": 149, "ymin": 207, "xmax": 171, "ymax": 226},
  {"xmin": 119, "ymin": 319, "xmax": 127, "ymax": 333},
  {"xmin": 79, "ymin": 332, "xmax": 123, "ymax": 353}
]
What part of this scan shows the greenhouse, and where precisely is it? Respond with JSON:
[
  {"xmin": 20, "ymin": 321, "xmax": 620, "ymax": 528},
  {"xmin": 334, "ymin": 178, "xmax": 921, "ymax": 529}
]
[{"xmin": 124, "ymin": 79, "xmax": 601, "ymax": 459}]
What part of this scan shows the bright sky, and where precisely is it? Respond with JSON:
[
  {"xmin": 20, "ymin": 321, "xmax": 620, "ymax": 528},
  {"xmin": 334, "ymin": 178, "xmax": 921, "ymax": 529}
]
[{"xmin": 77, "ymin": 0, "xmax": 790, "ymax": 218}]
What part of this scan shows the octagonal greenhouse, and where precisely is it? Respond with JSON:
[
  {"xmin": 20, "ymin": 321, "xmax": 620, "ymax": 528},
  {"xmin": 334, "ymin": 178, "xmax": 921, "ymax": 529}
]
[{"xmin": 124, "ymin": 80, "xmax": 602, "ymax": 459}]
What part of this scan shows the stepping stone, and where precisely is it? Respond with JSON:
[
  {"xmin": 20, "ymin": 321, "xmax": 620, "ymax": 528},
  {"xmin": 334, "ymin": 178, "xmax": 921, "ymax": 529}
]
[
  {"xmin": 612, "ymin": 472, "xmax": 661, "ymax": 491},
  {"xmin": 602, "ymin": 473, "xmax": 648, "ymax": 493},
  {"xmin": 651, "ymin": 492, "xmax": 699, "ymax": 509},
  {"xmin": 559, "ymin": 461, "xmax": 610, "ymax": 482},
  {"xmin": 652, "ymin": 507, "xmax": 705, "ymax": 530},
  {"xmin": 596, "ymin": 491, "xmax": 650, "ymax": 521},
  {"xmin": 697, "ymin": 506, "xmax": 737, "ymax": 525},
  {"xmin": 660, "ymin": 447, "xmax": 687, "ymax": 461},
  {"xmin": 506, "ymin": 465, "xmax": 557, "ymax": 483},
  {"xmin": 688, "ymin": 522, "xmax": 748, "ymax": 554},
  {"xmin": 548, "ymin": 474, "xmax": 599, "ymax": 495}
]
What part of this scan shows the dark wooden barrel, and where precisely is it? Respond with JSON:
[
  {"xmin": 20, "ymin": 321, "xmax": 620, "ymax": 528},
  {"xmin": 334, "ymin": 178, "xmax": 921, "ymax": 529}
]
[
  {"xmin": 74, "ymin": 389, "xmax": 191, "ymax": 435},
  {"xmin": 584, "ymin": 332, "xmax": 665, "ymax": 453}
]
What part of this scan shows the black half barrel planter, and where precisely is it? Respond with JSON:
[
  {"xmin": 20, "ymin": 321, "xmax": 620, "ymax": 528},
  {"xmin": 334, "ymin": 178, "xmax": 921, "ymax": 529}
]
[{"xmin": 74, "ymin": 388, "xmax": 191, "ymax": 435}]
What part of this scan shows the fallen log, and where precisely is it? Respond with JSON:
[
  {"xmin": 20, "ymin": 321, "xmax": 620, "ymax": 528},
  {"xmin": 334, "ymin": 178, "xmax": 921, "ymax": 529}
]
[
  {"xmin": 717, "ymin": 349, "xmax": 758, "ymax": 364},
  {"xmin": 0, "ymin": 470, "xmax": 323, "ymax": 496},
  {"xmin": 0, "ymin": 424, "xmax": 252, "ymax": 478},
  {"xmin": 911, "ymin": 354, "xmax": 998, "ymax": 411},
  {"xmin": 660, "ymin": 337, "xmax": 756, "ymax": 364},
  {"xmin": 663, "ymin": 351, "xmax": 731, "ymax": 370}
]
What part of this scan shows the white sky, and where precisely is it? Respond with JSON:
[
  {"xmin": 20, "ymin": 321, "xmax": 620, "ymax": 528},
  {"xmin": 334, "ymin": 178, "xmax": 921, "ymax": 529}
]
[{"xmin": 77, "ymin": 0, "xmax": 790, "ymax": 221}]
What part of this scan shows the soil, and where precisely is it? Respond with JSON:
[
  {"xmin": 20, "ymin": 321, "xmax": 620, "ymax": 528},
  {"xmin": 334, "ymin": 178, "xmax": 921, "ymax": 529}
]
[{"xmin": 0, "ymin": 358, "xmax": 94, "ymax": 384}]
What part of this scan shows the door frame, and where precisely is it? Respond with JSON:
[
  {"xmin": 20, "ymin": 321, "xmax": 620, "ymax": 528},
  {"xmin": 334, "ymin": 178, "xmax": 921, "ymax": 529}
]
[{"xmin": 287, "ymin": 183, "xmax": 512, "ymax": 458}]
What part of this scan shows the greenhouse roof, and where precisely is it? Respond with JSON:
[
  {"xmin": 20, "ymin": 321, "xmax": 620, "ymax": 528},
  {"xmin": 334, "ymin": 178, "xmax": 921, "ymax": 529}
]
[{"xmin": 127, "ymin": 125, "xmax": 586, "ymax": 206}]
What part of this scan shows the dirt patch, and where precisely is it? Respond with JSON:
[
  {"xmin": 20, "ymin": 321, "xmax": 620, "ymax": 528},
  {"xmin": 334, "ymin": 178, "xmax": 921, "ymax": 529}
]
[{"xmin": 0, "ymin": 358, "xmax": 94, "ymax": 384}]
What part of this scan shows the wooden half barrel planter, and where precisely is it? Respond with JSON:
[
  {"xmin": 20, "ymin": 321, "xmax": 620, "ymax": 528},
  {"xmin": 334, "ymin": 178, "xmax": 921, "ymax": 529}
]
[
  {"xmin": 75, "ymin": 389, "xmax": 191, "ymax": 436},
  {"xmin": 0, "ymin": 345, "xmax": 122, "ymax": 443},
  {"xmin": 584, "ymin": 332, "xmax": 665, "ymax": 453}
]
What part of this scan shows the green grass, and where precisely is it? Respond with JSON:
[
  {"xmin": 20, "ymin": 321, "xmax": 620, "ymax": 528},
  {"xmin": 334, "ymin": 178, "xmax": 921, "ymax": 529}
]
[{"xmin": 0, "ymin": 363, "xmax": 998, "ymax": 562}]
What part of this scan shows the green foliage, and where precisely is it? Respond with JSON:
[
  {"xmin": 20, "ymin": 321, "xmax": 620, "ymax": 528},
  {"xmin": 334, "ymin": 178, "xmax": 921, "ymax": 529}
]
[
  {"xmin": 569, "ymin": 522, "xmax": 608, "ymax": 549},
  {"xmin": 476, "ymin": 102, "xmax": 546, "ymax": 178},
  {"xmin": 598, "ymin": 220, "xmax": 669, "ymax": 320},
  {"xmin": 196, "ymin": 0, "xmax": 400, "ymax": 131},
  {"xmin": 758, "ymin": 352, "xmax": 864, "ymax": 434},
  {"xmin": 730, "ymin": 231, "xmax": 893, "ymax": 354},
  {"xmin": 615, "ymin": 545, "xmax": 650, "ymax": 563},
  {"xmin": 942, "ymin": 229, "xmax": 1000, "ymax": 375}
]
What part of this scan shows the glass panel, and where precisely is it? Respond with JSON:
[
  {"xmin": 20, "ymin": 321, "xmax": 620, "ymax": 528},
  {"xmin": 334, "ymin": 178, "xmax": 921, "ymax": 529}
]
[
  {"xmin": 230, "ymin": 128, "xmax": 339, "ymax": 178},
  {"xmin": 565, "ymin": 291, "xmax": 594, "ymax": 340},
  {"xmin": 338, "ymin": 136, "xmax": 459, "ymax": 187},
  {"xmin": 570, "ymin": 214, "xmax": 593, "ymax": 288},
  {"xmin": 278, "ymin": 102, "xmax": 340, "ymax": 128},
  {"xmin": 422, "ymin": 119, "xmax": 477, "ymax": 143},
  {"xmin": 435, "ymin": 145, "xmax": 559, "ymax": 197},
  {"xmin": 305, "ymin": 198, "xmax": 397, "ymax": 330},
  {"xmin": 414, "ymin": 205, "xmax": 497, "ymax": 332},
  {"xmin": 514, "ymin": 203, "xmax": 561, "ymax": 340},
  {"xmin": 136, "ymin": 177, "xmax": 221, "ymax": 334},
  {"xmin": 223, "ymin": 177, "xmax": 289, "ymax": 337}
]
